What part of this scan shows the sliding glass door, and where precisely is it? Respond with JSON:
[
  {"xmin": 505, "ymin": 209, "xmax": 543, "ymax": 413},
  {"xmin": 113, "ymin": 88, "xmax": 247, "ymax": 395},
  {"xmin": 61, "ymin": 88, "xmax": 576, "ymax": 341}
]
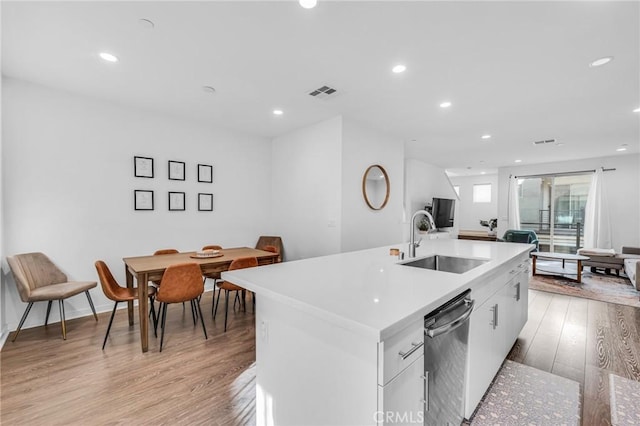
[{"xmin": 517, "ymin": 173, "xmax": 591, "ymax": 253}]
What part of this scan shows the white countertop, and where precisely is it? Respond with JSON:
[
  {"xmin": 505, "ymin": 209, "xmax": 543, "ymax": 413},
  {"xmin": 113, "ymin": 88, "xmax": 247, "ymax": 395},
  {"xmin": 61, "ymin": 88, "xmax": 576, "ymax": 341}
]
[{"xmin": 222, "ymin": 239, "xmax": 532, "ymax": 340}]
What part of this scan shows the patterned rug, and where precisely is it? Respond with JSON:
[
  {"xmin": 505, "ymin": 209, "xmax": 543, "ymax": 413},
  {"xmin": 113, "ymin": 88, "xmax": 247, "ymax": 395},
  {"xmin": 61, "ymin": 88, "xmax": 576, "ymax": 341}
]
[
  {"xmin": 610, "ymin": 374, "xmax": 640, "ymax": 425},
  {"xmin": 529, "ymin": 265, "xmax": 640, "ymax": 308},
  {"xmin": 470, "ymin": 360, "xmax": 581, "ymax": 425}
]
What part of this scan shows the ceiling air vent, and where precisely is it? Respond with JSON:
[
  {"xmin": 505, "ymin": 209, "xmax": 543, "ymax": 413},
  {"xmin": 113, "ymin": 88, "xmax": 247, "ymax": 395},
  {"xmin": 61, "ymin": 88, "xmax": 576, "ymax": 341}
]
[
  {"xmin": 308, "ymin": 85, "xmax": 338, "ymax": 100},
  {"xmin": 532, "ymin": 138, "xmax": 556, "ymax": 145}
]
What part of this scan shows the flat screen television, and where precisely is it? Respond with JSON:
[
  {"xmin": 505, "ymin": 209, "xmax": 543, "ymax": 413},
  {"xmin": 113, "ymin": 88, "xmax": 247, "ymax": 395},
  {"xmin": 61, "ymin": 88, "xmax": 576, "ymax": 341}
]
[{"xmin": 432, "ymin": 197, "xmax": 455, "ymax": 229}]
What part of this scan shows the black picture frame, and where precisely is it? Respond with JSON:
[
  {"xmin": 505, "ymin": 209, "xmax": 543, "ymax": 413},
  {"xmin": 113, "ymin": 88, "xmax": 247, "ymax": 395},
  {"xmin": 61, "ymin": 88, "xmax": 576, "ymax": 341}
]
[
  {"xmin": 168, "ymin": 191, "xmax": 186, "ymax": 211},
  {"xmin": 134, "ymin": 190, "xmax": 154, "ymax": 211},
  {"xmin": 198, "ymin": 193, "xmax": 213, "ymax": 211},
  {"xmin": 198, "ymin": 164, "xmax": 213, "ymax": 183},
  {"xmin": 134, "ymin": 156, "xmax": 154, "ymax": 178},
  {"xmin": 168, "ymin": 160, "xmax": 186, "ymax": 181}
]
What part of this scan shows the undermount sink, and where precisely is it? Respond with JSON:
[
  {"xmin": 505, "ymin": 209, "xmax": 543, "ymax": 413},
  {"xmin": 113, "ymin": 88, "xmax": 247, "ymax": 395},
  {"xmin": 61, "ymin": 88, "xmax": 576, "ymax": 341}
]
[{"xmin": 400, "ymin": 255, "xmax": 488, "ymax": 274}]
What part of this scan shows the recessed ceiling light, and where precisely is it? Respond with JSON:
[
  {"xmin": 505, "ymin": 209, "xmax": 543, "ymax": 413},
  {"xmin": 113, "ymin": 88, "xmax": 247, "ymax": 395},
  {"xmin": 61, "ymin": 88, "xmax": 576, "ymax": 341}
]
[
  {"xmin": 299, "ymin": 0, "xmax": 317, "ymax": 9},
  {"xmin": 138, "ymin": 18, "xmax": 155, "ymax": 29},
  {"xmin": 481, "ymin": 171, "xmax": 486, "ymax": 175},
  {"xmin": 392, "ymin": 64, "xmax": 406, "ymax": 74},
  {"xmin": 589, "ymin": 56, "xmax": 614, "ymax": 68},
  {"xmin": 99, "ymin": 52, "xmax": 118, "ymax": 63},
  {"xmin": 634, "ymin": 107, "xmax": 640, "ymax": 113},
  {"xmin": 617, "ymin": 144, "xmax": 629, "ymax": 152},
  {"xmin": 514, "ymin": 159, "xmax": 522, "ymax": 163},
  {"xmin": 202, "ymin": 86, "xmax": 216, "ymax": 94},
  {"xmin": 273, "ymin": 109, "xmax": 284, "ymax": 116},
  {"xmin": 440, "ymin": 101, "xmax": 452, "ymax": 108},
  {"xmin": 481, "ymin": 134, "xmax": 491, "ymax": 140}
]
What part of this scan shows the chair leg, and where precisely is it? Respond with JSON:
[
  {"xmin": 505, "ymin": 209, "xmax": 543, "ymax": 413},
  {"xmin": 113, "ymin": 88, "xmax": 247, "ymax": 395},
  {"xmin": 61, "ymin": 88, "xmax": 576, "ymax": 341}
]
[
  {"xmin": 85, "ymin": 290, "xmax": 98, "ymax": 321},
  {"xmin": 149, "ymin": 296, "xmax": 157, "ymax": 338},
  {"xmin": 196, "ymin": 298, "xmax": 208, "ymax": 340},
  {"xmin": 213, "ymin": 287, "xmax": 222, "ymax": 318},
  {"xmin": 12, "ymin": 302, "xmax": 34, "ymax": 342},
  {"xmin": 102, "ymin": 301, "xmax": 119, "ymax": 350},
  {"xmin": 59, "ymin": 300, "xmax": 67, "ymax": 340},
  {"xmin": 44, "ymin": 301, "xmax": 53, "ymax": 326},
  {"xmin": 190, "ymin": 299, "xmax": 197, "ymax": 325},
  {"xmin": 224, "ymin": 290, "xmax": 230, "ymax": 332},
  {"xmin": 159, "ymin": 302, "xmax": 168, "ymax": 352}
]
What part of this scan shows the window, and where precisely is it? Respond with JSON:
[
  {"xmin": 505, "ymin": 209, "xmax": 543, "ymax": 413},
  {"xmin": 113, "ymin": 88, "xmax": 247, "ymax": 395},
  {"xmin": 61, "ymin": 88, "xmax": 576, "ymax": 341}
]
[
  {"xmin": 453, "ymin": 185, "xmax": 460, "ymax": 197},
  {"xmin": 473, "ymin": 184, "xmax": 491, "ymax": 203}
]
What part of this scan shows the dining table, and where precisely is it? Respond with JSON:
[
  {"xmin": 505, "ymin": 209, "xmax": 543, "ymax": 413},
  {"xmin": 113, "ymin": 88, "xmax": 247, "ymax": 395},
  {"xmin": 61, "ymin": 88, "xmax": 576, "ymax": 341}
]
[{"xmin": 123, "ymin": 247, "xmax": 279, "ymax": 352}]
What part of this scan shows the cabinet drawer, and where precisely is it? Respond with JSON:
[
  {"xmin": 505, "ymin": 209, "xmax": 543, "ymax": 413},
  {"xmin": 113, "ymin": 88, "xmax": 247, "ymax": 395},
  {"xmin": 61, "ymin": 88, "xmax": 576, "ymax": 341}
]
[{"xmin": 379, "ymin": 323, "xmax": 424, "ymax": 386}]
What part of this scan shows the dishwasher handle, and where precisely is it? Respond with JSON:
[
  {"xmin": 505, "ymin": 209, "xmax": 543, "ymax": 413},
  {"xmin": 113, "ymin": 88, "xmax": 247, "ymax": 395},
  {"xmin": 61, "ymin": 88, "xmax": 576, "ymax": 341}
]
[{"xmin": 425, "ymin": 299, "xmax": 475, "ymax": 338}]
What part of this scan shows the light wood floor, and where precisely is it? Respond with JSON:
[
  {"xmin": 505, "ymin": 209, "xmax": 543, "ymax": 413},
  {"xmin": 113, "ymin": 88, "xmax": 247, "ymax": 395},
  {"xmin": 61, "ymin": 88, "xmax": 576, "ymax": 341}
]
[{"xmin": 2, "ymin": 289, "xmax": 639, "ymax": 425}]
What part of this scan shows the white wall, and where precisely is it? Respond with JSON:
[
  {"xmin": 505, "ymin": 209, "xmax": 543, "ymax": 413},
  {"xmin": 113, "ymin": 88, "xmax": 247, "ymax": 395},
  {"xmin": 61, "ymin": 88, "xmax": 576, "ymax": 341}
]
[
  {"xmin": 497, "ymin": 154, "xmax": 640, "ymax": 250},
  {"xmin": 270, "ymin": 116, "xmax": 342, "ymax": 261},
  {"xmin": 1, "ymin": 78, "xmax": 272, "ymax": 333},
  {"xmin": 449, "ymin": 174, "xmax": 499, "ymax": 231},
  {"xmin": 404, "ymin": 159, "xmax": 459, "ymax": 240},
  {"xmin": 340, "ymin": 119, "xmax": 404, "ymax": 252}
]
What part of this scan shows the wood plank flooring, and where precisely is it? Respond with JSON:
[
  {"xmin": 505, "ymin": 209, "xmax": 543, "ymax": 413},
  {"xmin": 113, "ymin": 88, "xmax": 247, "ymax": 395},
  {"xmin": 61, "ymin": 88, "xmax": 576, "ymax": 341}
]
[
  {"xmin": 507, "ymin": 290, "xmax": 640, "ymax": 426},
  {"xmin": 2, "ymin": 289, "xmax": 639, "ymax": 425}
]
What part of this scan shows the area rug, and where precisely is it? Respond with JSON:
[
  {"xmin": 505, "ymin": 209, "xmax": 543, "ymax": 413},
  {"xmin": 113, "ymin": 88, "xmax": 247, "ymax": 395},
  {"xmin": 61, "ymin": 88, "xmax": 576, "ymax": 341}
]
[
  {"xmin": 609, "ymin": 374, "xmax": 640, "ymax": 425},
  {"xmin": 470, "ymin": 360, "xmax": 581, "ymax": 425},
  {"xmin": 529, "ymin": 265, "xmax": 640, "ymax": 308}
]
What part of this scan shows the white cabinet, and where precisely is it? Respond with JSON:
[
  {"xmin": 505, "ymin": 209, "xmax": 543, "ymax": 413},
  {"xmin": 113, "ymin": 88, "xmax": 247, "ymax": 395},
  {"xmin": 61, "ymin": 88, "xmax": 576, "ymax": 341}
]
[
  {"xmin": 378, "ymin": 355, "xmax": 426, "ymax": 426},
  {"xmin": 464, "ymin": 256, "xmax": 530, "ymax": 418}
]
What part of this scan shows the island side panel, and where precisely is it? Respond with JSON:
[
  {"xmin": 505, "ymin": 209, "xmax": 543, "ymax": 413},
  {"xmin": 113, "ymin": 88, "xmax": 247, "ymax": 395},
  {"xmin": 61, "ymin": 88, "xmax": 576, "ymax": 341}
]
[{"xmin": 255, "ymin": 294, "xmax": 379, "ymax": 426}]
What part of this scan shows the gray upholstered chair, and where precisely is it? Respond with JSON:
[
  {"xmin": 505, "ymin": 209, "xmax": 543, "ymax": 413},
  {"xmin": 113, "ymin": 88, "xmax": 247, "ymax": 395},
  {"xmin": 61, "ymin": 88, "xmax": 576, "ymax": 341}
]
[{"xmin": 7, "ymin": 252, "xmax": 98, "ymax": 341}]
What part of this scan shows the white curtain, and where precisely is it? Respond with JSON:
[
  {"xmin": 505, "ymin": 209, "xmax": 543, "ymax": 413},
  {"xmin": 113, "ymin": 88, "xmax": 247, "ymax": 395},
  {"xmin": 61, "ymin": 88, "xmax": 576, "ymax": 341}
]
[
  {"xmin": 583, "ymin": 169, "xmax": 612, "ymax": 249},
  {"xmin": 507, "ymin": 175, "xmax": 521, "ymax": 230}
]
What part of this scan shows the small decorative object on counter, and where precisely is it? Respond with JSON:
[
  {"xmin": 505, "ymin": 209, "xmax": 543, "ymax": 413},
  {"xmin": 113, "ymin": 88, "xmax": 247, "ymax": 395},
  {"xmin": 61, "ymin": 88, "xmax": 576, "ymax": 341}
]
[
  {"xmin": 480, "ymin": 218, "xmax": 498, "ymax": 236},
  {"xmin": 390, "ymin": 248, "xmax": 399, "ymax": 256}
]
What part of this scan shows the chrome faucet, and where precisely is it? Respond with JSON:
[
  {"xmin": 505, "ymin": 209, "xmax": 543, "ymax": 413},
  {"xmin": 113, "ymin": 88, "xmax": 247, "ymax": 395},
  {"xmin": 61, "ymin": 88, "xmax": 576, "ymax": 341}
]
[{"xmin": 409, "ymin": 209, "xmax": 436, "ymax": 258}]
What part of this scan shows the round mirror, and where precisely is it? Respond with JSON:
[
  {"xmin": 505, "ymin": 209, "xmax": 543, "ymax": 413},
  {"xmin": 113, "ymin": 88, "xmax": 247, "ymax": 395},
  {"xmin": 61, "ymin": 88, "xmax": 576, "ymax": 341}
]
[{"xmin": 362, "ymin": 165, "xmax": 390, "ymax": 210}]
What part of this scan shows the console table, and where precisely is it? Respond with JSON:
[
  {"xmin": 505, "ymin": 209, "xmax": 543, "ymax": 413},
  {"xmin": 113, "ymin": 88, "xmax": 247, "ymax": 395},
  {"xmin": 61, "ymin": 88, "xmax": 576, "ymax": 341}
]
[{"xmin": 458, "ymin": 230, "xmax": 497, "ymax": 241}]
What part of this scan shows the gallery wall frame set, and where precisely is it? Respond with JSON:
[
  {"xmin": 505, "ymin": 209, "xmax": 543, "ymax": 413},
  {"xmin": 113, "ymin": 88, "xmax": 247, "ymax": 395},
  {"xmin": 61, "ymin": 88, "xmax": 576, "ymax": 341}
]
[{"xmin": 133, "ymin": 156, "xmax": 214, "ymax": 212}]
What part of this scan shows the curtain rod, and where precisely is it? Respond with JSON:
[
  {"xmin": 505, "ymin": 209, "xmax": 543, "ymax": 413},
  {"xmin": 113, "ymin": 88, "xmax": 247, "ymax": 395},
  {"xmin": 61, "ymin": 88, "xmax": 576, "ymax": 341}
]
[{"xmin": 513, "ymin": 167, "xmax": 616, "ymax": 179}]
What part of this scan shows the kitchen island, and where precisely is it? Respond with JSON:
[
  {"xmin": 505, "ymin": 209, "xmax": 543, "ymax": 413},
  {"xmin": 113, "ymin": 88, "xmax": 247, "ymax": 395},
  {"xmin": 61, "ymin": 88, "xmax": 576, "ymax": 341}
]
[{"xmin": 223, "ymin": 239, "xmax": 532, "ymax": 425}]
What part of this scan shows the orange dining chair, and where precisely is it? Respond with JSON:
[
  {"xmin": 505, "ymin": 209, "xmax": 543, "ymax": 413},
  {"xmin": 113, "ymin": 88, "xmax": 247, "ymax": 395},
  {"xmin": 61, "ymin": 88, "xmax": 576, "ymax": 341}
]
[
  {"xmin": 200, "ymin": 245, "xmax": 223, "ymax": 313},
  {"xmin": 155, "ymin": 262, "xmax": 207, "ymax": 352},
  {"xmin": 7, "ymin": 252, "xmax": 98, "ymax": 341},
  {"xmin": 213, "ymin": 257, "xmax": 258, "ymax": 332},
  {"xmin": 201, "ymin": 244, "xmax": 223, "ymax": 284},
  {"xmin": 262, "ymin": 245, "xmax": 282, "ymax": 263},
  {"xmin": 255, "ymin": 236, "xmax": 284, "ymax": 262},
  {"xmin": 95, "ymin": 260, "xmax": 157, "ymax": 350},
  {"xmin": 150, "ymin": 248, "xmax": 182, "ymax": 317}
]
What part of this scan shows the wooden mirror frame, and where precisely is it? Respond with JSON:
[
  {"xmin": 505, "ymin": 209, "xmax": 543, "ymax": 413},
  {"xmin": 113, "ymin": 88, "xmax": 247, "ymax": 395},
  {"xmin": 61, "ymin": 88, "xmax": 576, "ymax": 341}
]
[{"xmin": 362, "ymin": 164, "xmax": 390, "ymax": 210}]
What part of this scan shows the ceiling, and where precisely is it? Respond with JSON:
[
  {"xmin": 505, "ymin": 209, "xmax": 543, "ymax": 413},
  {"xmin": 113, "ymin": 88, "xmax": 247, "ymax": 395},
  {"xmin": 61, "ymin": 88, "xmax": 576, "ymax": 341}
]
[{"xmin": 2, "ymin": 1, "xmax": 638, "ymax": 170}]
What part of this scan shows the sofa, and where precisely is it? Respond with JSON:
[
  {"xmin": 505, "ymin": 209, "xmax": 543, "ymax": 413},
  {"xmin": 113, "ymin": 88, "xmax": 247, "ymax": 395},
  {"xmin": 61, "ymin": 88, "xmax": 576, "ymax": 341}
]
[
  {"xmin": 578, "ymin": 247, "xmax": 640, "ymax": 290},
  {"xmin": 622, "ymin": 247, "xmax": 640, "ymax": 290}
]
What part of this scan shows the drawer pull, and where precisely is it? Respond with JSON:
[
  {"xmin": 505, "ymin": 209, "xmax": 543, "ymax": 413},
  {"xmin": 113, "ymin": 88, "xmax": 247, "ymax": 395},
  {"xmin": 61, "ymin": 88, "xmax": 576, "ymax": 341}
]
[{"xmin": 398, "ymin": 341, "xmax": 423, "ymax": 360}]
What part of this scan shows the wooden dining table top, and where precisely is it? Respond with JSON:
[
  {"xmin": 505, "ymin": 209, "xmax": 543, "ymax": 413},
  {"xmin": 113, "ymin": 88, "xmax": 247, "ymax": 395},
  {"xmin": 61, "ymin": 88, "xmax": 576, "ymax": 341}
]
[{"xmin": 123, "ymin": 247, "xmax": 278, "ymax": 276}]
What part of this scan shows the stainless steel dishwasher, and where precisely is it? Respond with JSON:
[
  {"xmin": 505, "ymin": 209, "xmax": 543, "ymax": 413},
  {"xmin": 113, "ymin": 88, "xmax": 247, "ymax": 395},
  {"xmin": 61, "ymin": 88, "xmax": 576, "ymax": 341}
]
[{"xmin": 423, "ymin": 289, "xmax": 474, "ymax": 426}]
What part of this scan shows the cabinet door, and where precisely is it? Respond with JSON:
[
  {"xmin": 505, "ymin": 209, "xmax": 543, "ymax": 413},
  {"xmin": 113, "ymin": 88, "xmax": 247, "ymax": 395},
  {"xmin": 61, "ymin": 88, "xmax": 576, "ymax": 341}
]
[
  {"xmin": 379, "ymin": 354, "xmax": 425, "ymax": 426},
  {"xmin": 465, "ymin": 299, "xmax": 501, "ymax": 418},
  {"xmin": 503, "ymin": 264, "xmax": 529, "ymax": 348}
]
